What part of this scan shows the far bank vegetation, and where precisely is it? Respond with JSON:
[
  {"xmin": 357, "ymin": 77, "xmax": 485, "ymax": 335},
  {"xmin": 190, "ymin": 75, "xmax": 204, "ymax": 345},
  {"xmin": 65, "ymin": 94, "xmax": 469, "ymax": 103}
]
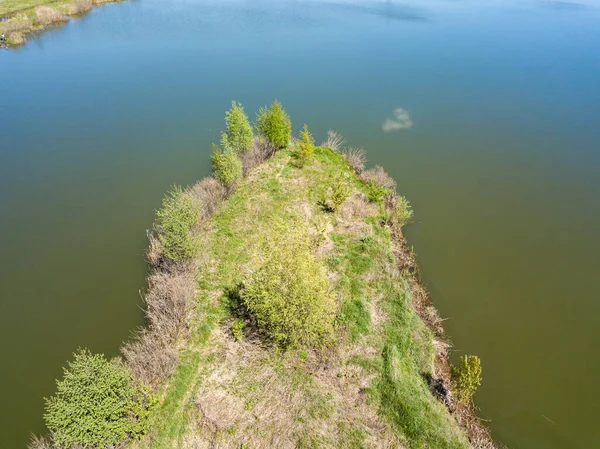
[{"xmin": 1, "ymin": 0, "xmax": 120, "ymax": 46}]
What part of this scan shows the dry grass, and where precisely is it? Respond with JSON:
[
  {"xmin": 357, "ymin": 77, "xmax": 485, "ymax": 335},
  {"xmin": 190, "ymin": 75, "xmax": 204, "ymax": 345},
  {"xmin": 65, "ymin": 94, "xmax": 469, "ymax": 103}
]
[
  {"xmin": 361, "ymin": 165, "xmax": 397, "ymax": 191},
  {"xmin": 184, "ymin": 328, "xmax": 400, "ymax": 449},
  {"xmin": 35, "ymin": 6, "xmax": 66, "ymax": 24},
  {"xmin": 189, "ymin": 177, "xmax": 227, "ymax": 221},
  {"xmin": 239, "ymin": 136, "xmax": 277, "ymax": 176},
  {"xmin": 321, "ymin": 130, "xmax": 346, "ymax": 152},
  {"xmin": 69, "ymin": 0, "xmax": 92, "ymax": 15},
  {"xmin": 343, "ymin": 147, "xmax": 366, "ymax": 174}
]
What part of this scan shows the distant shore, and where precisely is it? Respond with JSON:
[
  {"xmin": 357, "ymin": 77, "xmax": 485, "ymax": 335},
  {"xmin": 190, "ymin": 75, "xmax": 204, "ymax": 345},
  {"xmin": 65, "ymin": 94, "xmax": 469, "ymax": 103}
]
[{"xmin": 0, "ymin": 0, "xmax": 123, "ymax": 47}]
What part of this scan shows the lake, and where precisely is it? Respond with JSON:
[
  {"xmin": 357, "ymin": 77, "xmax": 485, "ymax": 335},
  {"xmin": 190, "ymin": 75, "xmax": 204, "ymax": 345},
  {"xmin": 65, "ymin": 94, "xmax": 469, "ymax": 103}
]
[{"xmin": 1, "ymin": 0, "xmax": 599, "ymax": 447}]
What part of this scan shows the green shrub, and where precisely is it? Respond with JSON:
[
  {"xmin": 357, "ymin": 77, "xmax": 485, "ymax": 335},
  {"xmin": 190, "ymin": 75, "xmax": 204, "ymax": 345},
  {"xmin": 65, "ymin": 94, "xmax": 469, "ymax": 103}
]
[
  {"xmin": 291, "ymin": 124, "xmax": 315, "ymax": 168},
  {"xmin": 231, "ymin": 318, "xmax": 245, "ymax": 341},
  {"xmin": 224, "ymin": 101, "xmax": 253, "ymax": 153},
  {"xmin": 256, "ymin": 100, "xmax": 292, "ymax": 149},
  {"xmin": 155, "ymin": 186, "xmax": 199, "ymax": 262},
  {"xmin": 387, "ymin": 195, "xmax": 414, "ymax": 228},
  {"xmin": 44, "ymin": 349, "xmax": 157, "ymax": 448},
  {"xmin": 242, "ymin": 222, "xmax": 336, "ymax": 348},
  {"xmin": 320, "ymin": 176, "xmax": 351, "ymax": 212},
  {"xmin": 364, "ymin": 180, "xmax": 390, "ymax": 202},
  {"xmin": 211, "ymin": 143, "xmax": 243, "ymax": 188},
  {"xmin": 452, "ymin": 355, "xmax": 482, "ymax": 403}
]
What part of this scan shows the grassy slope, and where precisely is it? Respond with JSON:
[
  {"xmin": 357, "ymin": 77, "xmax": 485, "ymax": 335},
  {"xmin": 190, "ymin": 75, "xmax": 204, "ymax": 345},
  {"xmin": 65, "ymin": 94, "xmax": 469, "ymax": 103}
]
[{"xmin": 141, "ymin": 147, "xmax": 469, "ymax": 449}]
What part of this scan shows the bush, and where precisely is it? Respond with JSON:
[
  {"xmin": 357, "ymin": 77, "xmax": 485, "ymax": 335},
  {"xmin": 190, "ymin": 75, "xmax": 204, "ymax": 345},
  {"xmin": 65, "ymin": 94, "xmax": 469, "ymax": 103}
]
[
  {"xmin": 242, "ymin": 222, "xmax": 336, "ymax": 348},
  {"xmin": 35, "ymin": 6, "xmax": 66, "ymax": 25},
  {"xmin": 452, "ymin": 355, "xmax": 482, "ymax": 403},
  {"xmin": 224, "ymin": 101, "xmax": 253, "ymax": 153},
  {"xmin": 211, "ymin": 144, "xmax": 243, "ymax": 188},
  {"xmin": 155, "ymin": 186, "xmax": 199, "ymax": 263},
  {"xmin": 320, "ymin": 177, "xmax": 350, "ymax": 212},
  {"xmin": 70, "ymin": 0, "xmax": 92, "ymax": 15},
  {"xmin": 385, "ymin": 194, "xmax": 414, "ymax": 228},
  {"xmin": 343, "ymin": 147, "xmax": 366, "ymax": 174},
  {"xmin": 364, "ymin": 180, "xmax": 390, "ymax": 202},
  {"xmin": 291, "ymin": 124, "xmax": 315, "ymax": 168},
  {"xmin": 361, "ymin": 165, "xmax": 396, "ymax": 191},
  {"xmin": 256, "ymin": 100, "xmax": 292, "ymax": 149},
  {"xmin": 44, "ymin": 349, "xmax": 157, "ymax": 448},
  {"xmin": 239, "ymin": 136, "xmax": 277, "ymax": 175},
  {"xmin": 322, "ymin": 130, "xmax": 345, "ymax": 152},
  {"xmin": 189, "ymin": 177, "xmax": 227, "ymax": 221},
  {"xmin": 123, "ymin": 329, "xmax": 179, "ymax": 386}
]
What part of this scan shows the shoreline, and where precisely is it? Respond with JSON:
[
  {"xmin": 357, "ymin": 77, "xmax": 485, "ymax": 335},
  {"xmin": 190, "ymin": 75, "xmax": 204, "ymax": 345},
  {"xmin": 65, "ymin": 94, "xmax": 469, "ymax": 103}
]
[
  {"xmin": 0, "ymin": 0, "xmax": 124, "ymax": 47},
  {"xmin": 31, "ymin": 103, "xmax": 500, "ymax": 449}
]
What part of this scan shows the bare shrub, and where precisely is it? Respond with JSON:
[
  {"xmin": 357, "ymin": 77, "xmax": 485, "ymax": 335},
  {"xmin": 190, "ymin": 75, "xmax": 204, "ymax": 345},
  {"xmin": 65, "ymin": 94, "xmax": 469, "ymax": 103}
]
[
  {"xmin": 123, "ymin": 270, "xmax": 195, "ymax": 385},
  {"xmin": 35, "ymin": 6, "xmax": 66, "ymax": 25},
  {"xmin": 361, "ymin": 165, "xmax": 396, "ymax": 191},
  {"xmin": 189, "ymin": 177, "xmax": 227, "ymax": 221},
  {"xmin": 146, "ymin": 232, "xmax": 162, "ymax": 268},
  {"xmin": 239, "ymin": 135, "xmax": 277, "ymax": 175},
  {"xmin": 122, "ymin": 330, "xmax": 179, "ymax": 386},
  {"xmin": 343, "ymin": 147, "xmax": 366, "ymax": 174},
  {"xmin": 70, "ymin": 0, "xmax": 92, "ymax": 15},
  {"xmin": 28, "ymin": 434, "xmax": 52, "ymax": 449},
  {"xmin": 322, "ymin": 130, "xmax": 345, "ymax": 152},
  {"xmin": 145, "ymin": 271, "xmax": 196, "ymax": 340}
]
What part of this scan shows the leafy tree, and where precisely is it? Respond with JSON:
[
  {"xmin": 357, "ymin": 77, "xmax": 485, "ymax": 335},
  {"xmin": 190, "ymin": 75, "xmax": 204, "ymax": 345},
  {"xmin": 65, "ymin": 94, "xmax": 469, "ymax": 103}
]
[
  {"xmin": 452, "ymin": 355, "xmax": 482, "ymax": 403},
  {"xmin": 224, "ymin": 101, "xmax": 253, "ymax": 153},
  {"xmin": 211, "ymin": 143, "xmax": 242, "ymax": 188},
  {"xmin": 155, "ymin": 186, "xmax": 199, "ymax": 262},
  {"xmin": 291, "ymin": 124, "xmax": 315, "ymax": 168},
  {"xmin": 255, "ymin": 100, "xmax": 292, "ymax": 149},
  {"xmin": 242, "ymin": 221, "xmax": 335, "ymax": 348},
  {"xmin": 44, "ymin": 349, "xmax": 157, "ymax": 448}
]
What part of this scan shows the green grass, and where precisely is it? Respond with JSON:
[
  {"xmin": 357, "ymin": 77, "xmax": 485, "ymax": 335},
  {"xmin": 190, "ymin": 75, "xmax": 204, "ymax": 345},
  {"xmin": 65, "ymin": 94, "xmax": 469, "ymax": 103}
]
[{"xmin": 137, "ymin": 146, "xmax": 471, "ymax": 448}]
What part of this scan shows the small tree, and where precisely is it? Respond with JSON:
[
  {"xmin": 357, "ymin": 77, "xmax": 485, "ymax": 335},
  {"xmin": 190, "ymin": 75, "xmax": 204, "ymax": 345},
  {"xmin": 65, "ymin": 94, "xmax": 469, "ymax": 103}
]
[
  {"xmin": 211, "ymin": 143, "xmax": 242, "ymax": 188},
  {"xmin": 452, "ymin": 355, "xmax": 482, "ymax": 403},
  {"xmin": 44, "ymin": 349, "xmax": 157, "ymax": 448},
  {"xmin": 292, "ymin": 124, "xmax": 315, "ymax": 168},
  {"xmin": 224, "ymin": 101, "xmax": 253, "ymax": 153},
  {"xmin": 256, "ymin": 100, "xmax": 292, "ymax": 149},
  {"xmin": 242, "ymin": 222, "xmax": 336, "ymax": 348},
  {"xmin": 155, "ymin": 186, "xmax": 199, "ymax": 262},
  {"xmin": 321, "ymin": 177, "xmax": 351, "ymax": 212}
]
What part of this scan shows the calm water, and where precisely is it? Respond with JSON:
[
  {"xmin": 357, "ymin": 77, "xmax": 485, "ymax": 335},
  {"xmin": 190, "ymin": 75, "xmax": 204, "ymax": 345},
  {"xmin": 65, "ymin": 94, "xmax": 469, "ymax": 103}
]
[{"xmin": 1, "ymin": 0, "xmax": 599, "ymax": 447}]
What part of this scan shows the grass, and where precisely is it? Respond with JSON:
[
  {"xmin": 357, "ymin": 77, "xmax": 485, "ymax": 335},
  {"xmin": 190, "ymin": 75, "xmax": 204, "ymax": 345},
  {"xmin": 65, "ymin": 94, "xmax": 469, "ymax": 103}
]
[{"xmin": 127, "ymin": 145, "xmax": 477, "ymax": 449}]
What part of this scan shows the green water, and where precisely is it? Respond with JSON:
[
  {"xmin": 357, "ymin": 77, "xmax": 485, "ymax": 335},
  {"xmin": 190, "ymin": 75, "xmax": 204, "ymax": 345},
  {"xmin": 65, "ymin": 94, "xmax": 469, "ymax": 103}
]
[{"xmin": 1, "ymin": 1, "xmax": 599, "ymax": 447}]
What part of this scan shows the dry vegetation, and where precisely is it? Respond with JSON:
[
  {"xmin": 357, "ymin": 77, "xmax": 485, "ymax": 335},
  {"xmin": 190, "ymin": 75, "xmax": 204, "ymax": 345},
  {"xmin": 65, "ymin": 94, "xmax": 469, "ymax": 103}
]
[
  {"xmin": 0, "ymin": 0, "xmax": 122, "ymax": 47},
  {"xmin": 34, "ymin": 6, "xmax": 66, "ymax": 24}
]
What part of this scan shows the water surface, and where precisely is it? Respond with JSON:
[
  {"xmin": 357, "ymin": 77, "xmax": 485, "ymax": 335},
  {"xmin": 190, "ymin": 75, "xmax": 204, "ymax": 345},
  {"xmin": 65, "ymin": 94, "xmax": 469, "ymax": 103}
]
[{"xmin": 1, "ymin": 1, "xmax": 599, "ymax": 447}]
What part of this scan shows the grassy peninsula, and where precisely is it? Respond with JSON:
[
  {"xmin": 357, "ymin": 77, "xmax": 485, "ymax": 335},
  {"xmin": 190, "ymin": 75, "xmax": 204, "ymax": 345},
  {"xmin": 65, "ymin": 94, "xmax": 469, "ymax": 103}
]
[
  {"xmin": 0, "ymin": 0, "xmax": 122, "ymax": 46},
  {"xmin": 32, "ymin": 102, "xmax": 496, "ymax": 449}
]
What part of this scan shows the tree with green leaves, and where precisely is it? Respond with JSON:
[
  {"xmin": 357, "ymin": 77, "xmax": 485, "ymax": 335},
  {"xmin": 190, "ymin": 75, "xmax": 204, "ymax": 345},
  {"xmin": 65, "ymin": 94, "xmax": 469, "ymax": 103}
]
[
  {"xmin": 224, "ymin": 101, "xmax": 253, "ymax": 153},
  {"xmin": 211, "ymin": 143, "xmax": 243, "ymax": 188},
  {"xmin": 44, "ymin": 349, "xmax": 157, "ymax": 448},
  {"xmin": 256, "ymin": 100, "xmax": 292, "ymax": 149},
  {"xmin": 291, "ymin": 124, "xmax": 315, "ymax": 168}
]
